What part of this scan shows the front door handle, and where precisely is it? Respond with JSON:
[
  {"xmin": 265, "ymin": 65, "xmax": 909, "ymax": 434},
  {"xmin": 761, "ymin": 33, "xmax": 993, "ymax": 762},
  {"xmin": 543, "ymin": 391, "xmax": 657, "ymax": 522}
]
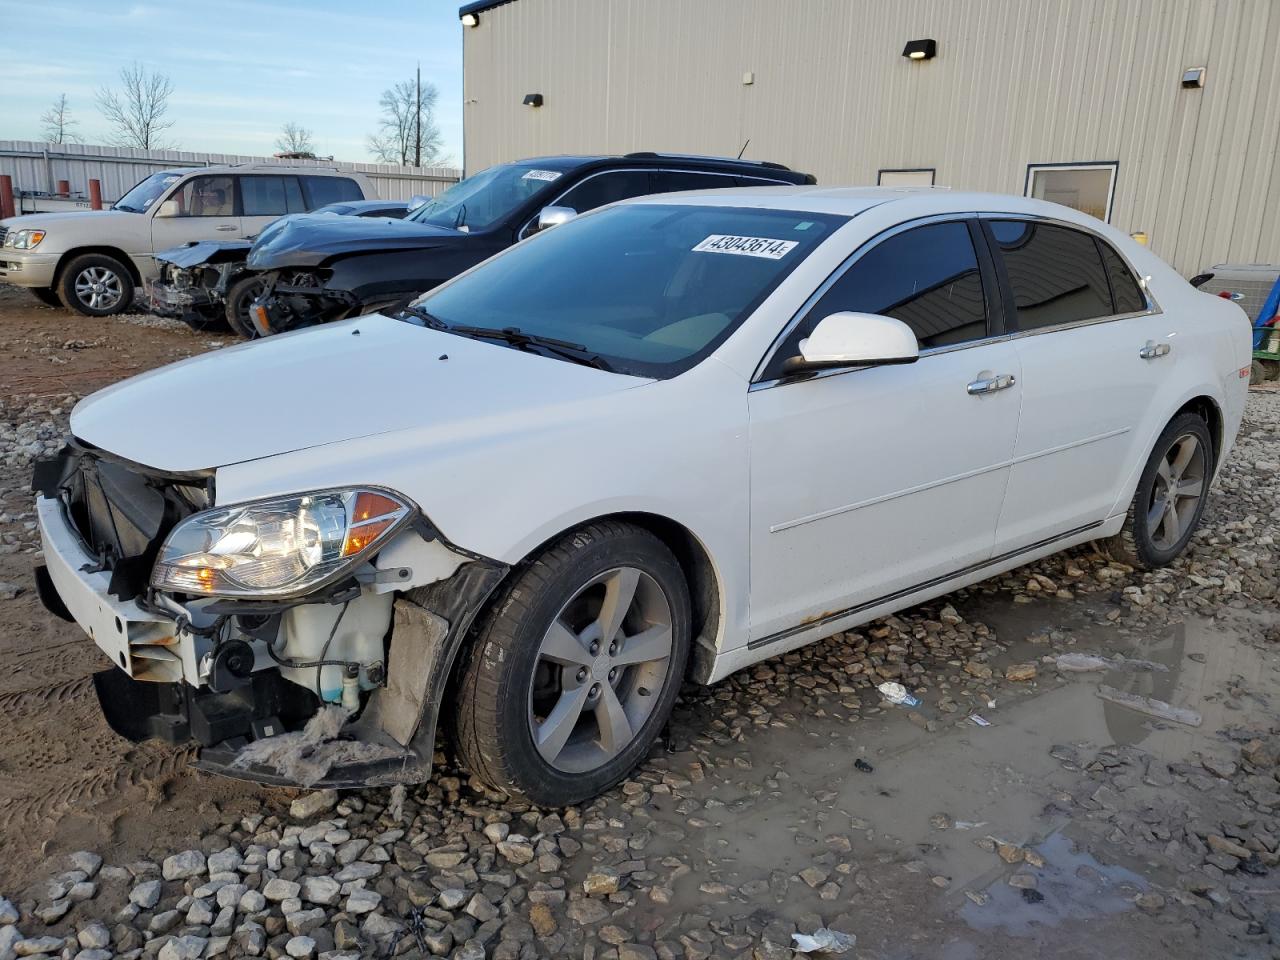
[
  {"xmin": 1139, "ymin": 340, "xmax": 1171, "ymax": 360},
  {"xmin": 967, "ymin": 373, "xmax": 1017, "ymax": 395},
  {"xmin": 215, "ymin": 224, "xmax": 238, "ymax": 232}
]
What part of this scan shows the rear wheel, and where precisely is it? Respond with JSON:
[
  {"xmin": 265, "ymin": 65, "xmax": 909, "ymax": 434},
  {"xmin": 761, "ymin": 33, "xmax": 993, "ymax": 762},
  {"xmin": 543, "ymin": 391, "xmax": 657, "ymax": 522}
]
[
  {"xmin": 453, "ymin": 521, "xmax": 690, "ymax": 805},
  {"xmin": 1106, "ymin": 412, "xmax": 1213, "ymax": 569},
  {"xmin": 58, "ymin": 254, "xmax": 134, "ymax": 316},
  {"xmin": 225, "ymin": 275, "xmax": 267, "ymax": 338}
]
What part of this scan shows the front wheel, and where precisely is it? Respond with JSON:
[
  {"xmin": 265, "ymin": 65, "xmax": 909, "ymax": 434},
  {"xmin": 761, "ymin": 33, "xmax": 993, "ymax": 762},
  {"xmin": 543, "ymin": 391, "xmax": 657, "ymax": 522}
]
[
  {"xmin": 58, "ymin": 254, "xmax": 134, "ymax": 316},
  {"xmin": 224, "ymin": 275, "xmax": 267, "ymax": 339},
  {"xmin": 1106, "ymin": 412, "xmax": 1213, "ymax": 569},
  {"xmin": 453, "ymin": 522, "xmax": 690, "ymax": 805}
]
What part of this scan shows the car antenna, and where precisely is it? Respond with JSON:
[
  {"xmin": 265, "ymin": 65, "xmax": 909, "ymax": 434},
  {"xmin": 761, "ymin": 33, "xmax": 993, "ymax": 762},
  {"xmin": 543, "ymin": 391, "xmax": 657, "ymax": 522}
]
[{"xmin": 737, "ymin": 139, "xmax": 750, "ymax": 160}]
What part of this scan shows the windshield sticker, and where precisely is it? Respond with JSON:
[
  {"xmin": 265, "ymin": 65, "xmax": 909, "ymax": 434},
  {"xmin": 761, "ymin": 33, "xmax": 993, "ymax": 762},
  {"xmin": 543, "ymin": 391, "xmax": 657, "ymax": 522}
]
[
  {"xmin": 162, "ymin": 175, "xmax": 181, "ymax": 184},
  {"xmin": 693, "ymin": 234, "xmax": 799, "ymax": 260},
  {"xmin": 521, "ymin": 169, "xmax": 562, "ymax": 182}
]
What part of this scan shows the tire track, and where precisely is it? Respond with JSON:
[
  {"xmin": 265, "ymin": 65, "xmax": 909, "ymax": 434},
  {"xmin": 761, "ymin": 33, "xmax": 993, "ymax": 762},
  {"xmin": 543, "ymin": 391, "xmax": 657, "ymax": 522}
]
[{"xmin": 0, "ymin": 674, "xmax": 93, "ymax": 715}]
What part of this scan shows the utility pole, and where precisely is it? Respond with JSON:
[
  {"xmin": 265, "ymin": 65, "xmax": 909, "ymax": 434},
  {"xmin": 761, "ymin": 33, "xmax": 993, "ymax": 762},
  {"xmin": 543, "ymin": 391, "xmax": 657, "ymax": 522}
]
[{"xmin": 414, "ymin": 62, "xmax": 421, "ymax": 168}]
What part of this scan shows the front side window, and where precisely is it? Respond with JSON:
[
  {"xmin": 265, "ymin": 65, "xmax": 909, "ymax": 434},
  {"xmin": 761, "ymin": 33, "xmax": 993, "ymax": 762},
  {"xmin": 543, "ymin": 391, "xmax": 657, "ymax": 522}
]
[
  {"xmin": 989, "ymin": 220, "xmax": 1112, "ymax": 330},
  {"xmin": 300, "ymin": 176, "xmax": 363, "ymax": 210},
  {"xmin": 241, "ymin": 175, "xmax": 305, "ymax": 216},
  {"xmin": 776, "ymin": 221, "xmax": 988, "ymax": 368},
  {"xmin": 649, "ymin": 171, "xmax": 736, "ymax": 193},
  {"xmin": 557, "ymin": 171, "xmax": 652, "ymax": 212},
  {"xmin": 414, "ymin": 204, "xmax": 845, "ymax": 378},
  {"xmin": 171, "ymin": 176, "xmax": 236, "ymax": 217}
]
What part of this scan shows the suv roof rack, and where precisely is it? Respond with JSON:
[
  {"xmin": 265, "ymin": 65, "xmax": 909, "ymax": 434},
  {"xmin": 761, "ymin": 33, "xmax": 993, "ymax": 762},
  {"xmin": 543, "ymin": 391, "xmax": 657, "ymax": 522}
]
[
  {"xmin": 621, "ymin": 152, "xmax": 792, "ymax": 172},
  {"xmin": 219, "ymin": 161, "xmax": 344, "ymax": 172}
]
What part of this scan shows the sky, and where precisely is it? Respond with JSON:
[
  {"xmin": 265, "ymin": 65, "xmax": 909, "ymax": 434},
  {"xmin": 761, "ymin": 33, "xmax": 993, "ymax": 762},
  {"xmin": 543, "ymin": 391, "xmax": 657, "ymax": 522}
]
[{"xmin": 0, "ymin": 0, "xmax": 465, "ymax": 165}]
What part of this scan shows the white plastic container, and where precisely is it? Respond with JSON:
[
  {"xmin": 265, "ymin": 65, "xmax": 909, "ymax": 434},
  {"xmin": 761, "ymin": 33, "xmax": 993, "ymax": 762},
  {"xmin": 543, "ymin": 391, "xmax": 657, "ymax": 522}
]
[{"xmin": 276, "ymin": 591, "xmax": 392, "ymax": 702}]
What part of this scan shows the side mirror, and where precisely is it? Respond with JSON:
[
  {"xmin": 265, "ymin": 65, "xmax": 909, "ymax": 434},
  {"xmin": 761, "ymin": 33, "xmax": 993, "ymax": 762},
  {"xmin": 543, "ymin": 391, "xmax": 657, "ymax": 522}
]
[
  {"xmin": 154, "ymin": 199, "xmax": 180, "ymax": 218},
  {"xmin": 406, "ymin": 194, "xmax": 429, "ymax": 212},
  {"xmin": 534, "ymin": 205, "xmax": 577, "ymax": 233},
  {"xmin": 1188, "ymin": 272, "xmax": 1214, "ymax": 288},
  {"xmin": 784, "ymin": 312, "xmax": 919, "ymax": 374}
]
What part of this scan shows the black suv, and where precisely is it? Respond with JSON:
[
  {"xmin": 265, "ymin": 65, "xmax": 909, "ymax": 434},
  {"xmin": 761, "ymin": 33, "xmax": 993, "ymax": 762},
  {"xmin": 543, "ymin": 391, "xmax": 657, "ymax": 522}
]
[{"xmin": 148, "ymin": 153, "xmax": 816, "ymax": 337}]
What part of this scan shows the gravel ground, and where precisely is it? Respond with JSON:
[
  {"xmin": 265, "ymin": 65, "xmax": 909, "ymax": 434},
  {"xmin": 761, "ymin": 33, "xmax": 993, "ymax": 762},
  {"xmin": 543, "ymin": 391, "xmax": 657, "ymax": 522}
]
[{"xmin": 1, "ymin": 289, "xmax": 1278, "ymax": 960}]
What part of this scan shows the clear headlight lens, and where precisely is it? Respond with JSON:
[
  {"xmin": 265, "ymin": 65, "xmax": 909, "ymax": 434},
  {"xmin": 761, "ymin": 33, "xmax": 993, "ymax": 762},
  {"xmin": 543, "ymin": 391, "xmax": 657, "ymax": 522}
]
[
  {"xmin": 151, "ymin": 488, "xmax": 412, "ymax": 598},
  {"xmin": 7, "ymin": 229, "xmax": 46, "ymax": 249}
]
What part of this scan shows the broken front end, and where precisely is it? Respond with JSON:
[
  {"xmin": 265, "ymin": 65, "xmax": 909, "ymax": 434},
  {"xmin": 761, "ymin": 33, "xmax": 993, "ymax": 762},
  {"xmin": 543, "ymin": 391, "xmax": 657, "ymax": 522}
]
[
  {"xmin": 247, "ymin": 268, "xmax": 361, "ymax": 337},
  {"xmin": 147, "ymin": 241, "xmax": 252, "ymax": 330},
  {"xmin": 32, "ymin": 443, "xmax": 505, "ymax": 788}
]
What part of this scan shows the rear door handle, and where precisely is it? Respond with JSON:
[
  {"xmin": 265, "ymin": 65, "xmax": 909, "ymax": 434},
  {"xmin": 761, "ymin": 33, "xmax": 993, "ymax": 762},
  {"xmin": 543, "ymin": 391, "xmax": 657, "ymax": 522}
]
[
  {"xmin": 215, "ymin": 224, "xmax": 238, "ymax": 232},
  {"xmin": 1139, "ymin": 340, "xmax": 1171, "ymax": 359},
  {"xmin": 967, "ymin": 373, "xmax": 1017, "ymax": 395}
]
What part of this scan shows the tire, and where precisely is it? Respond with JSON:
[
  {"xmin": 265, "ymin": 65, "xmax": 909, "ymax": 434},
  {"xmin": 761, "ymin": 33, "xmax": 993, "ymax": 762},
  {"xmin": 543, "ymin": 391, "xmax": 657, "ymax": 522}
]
[
  {"xmin": 224, "ymin": 275, "xmax": 267, "ymax": 339},
  {"xmin": 1106, "ymin": 412, "xmax": 1214, "ymax": 569},
  {"xmin": 29, "ymin": 287, "xmax": 61, "ymax": 308},
  {"xmin": 453, "ymin": 521, "xmax": 691, "ymax": 805},
  {"xmin": 57, "ymin": 254, "xmax": 134, "ymax": 316},
  {"xmin": 1252, "ymin": 360, "xmax": 1268, "ymax": 385}
]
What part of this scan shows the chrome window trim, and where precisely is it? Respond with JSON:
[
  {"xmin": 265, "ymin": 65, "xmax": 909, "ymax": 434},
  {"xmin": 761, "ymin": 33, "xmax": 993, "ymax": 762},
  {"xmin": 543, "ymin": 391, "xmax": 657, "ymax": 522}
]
[
  {"xmin": 517, "ymin": 167, "xmax": 795, "ymax": 240},
  {"xmin": 749, "ymin": 211, "xmax": 1163, "ymax": 392}
]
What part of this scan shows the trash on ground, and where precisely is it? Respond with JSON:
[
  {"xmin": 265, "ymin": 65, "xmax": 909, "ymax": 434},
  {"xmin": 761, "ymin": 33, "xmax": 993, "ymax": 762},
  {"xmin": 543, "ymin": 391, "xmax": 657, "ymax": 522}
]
[
  {"xmin": 853, "ymin": 758, "xmax": 874, "ymax": 773},
  {"xmin": 968, "ymin": 714, "xmax": 991, "ymax": 727},
  {"xmin": 791, "ymin": 927, "xmax": 858, "ymax": 954},
  {"xmin": 954, "ymin": 820, "xmax": 987, "ymax": 830},
  {"xmin": 877, "ymin": 681, "xmax": 920, "ymax": 706},
  {"xmin": 1056, "ymin": 653, "xmax": 1169, "ymax": 673},
  {"xmin": 1096, "ymin": 684, "xmax": 1202, "ymax": 727}
]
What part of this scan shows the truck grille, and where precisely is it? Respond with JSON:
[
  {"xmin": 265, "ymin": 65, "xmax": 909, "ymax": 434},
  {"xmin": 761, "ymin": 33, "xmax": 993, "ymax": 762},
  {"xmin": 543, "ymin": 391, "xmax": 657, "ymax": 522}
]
[{"xmin": 0, "ymin": 227, "xmax": 7, "ymax": 248}]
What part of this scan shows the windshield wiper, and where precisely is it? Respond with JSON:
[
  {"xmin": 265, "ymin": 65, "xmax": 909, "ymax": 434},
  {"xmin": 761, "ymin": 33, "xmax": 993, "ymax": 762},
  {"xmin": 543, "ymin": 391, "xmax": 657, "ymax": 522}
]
[
  {"xmin": 400, "ymin": 308, "xmax": 613, "ymax": 371},
  {"xmin": 399, "ymin": 304, "xmax": 450, "ymax": 329}
]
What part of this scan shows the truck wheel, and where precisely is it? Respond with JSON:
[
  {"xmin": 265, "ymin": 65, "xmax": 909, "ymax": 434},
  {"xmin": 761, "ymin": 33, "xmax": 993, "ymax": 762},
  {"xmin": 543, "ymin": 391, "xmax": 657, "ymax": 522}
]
[
  {"xmin": 1106, "ymin": 412, "xmax": 1213, "ymax": 570},
  {"xmin": 58, "ymin": 254, "xmax": 134, "ymax": 316},
  {"xmin": 225, "ymin": 275, "xmax": 267, "ymax": 339},
  {"xmin": 1252, "ymin": 360, "xmax": 1267, "ymax": 385},
  {"xmin": 453, "ymin": 521, "xmax": 690, "ymax": 805},
  {"xmin": 29, "ymin": 288, "xmax": 61, "ymax": 308}
]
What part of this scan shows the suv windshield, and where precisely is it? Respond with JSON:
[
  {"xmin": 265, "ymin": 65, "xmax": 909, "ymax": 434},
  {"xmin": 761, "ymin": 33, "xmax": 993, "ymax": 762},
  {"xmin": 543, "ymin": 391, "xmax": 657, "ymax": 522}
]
[
  {"xmin": 412, "ymin": 203, "xmax": 845, "ymax": 378},
  {"xmin": 114, "ymin": 172, "xmax": 184, "ymax": 213},
  {"xmin": 407, "ymin": 161, "xmax": 574, "ymax": 232}
]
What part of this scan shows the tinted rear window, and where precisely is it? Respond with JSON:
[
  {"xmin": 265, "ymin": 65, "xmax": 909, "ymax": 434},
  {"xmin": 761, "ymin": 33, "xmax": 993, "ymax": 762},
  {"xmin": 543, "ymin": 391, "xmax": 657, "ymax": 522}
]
[
  {"xmin": 988, "ymin": 220, "xmax": 1112, "ymax": 330},
  {"xmin": 1098, "ymin": 241, "xmax": 1147, "ymax": 314},
  {"xmin": 301, "ymin": 176, "xmax": 363, "ymax": 209},
  {"xmin": 241, "ymin": 176, "xmax": 305, "ymax": 216}
]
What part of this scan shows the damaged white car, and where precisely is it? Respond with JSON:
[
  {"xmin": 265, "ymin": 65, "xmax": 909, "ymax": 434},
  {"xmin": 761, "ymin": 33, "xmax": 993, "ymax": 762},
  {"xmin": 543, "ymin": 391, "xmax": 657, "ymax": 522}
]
[{"xmin": 33, "ymin": 187, "xmax": 1250, "ymax": 804}]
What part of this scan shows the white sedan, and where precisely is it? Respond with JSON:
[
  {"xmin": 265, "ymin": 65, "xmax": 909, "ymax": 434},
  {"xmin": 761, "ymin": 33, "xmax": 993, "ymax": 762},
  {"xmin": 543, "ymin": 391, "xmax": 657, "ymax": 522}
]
[{"xmin": 34, "ymin": 187, "xmax": 1251, "ymax": 804}]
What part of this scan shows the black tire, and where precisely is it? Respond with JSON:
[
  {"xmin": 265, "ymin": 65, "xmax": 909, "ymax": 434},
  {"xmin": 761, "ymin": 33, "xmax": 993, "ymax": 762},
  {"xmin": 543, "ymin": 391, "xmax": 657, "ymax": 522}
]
[
  {"xmin": 28, "ymin": 287, "xmax": 61, "ymax": 308},
  {"xmin": 1251, "ymin": 360, "xmax": 1268, "ymax": 385},
  {"xmin": 224, "ymin": 275, "xmax": 267, "ymax": 339},
  {"xmin": 453, "ymin": 521, "xmax": 691, "ymax": 805},
  {"xmin": 57, "ymin": 253, "xmax": 134, "ymax": 316},
  {"xmin": 1106, "ymin": 412, "xmax": 1214, "ymax": 570}
]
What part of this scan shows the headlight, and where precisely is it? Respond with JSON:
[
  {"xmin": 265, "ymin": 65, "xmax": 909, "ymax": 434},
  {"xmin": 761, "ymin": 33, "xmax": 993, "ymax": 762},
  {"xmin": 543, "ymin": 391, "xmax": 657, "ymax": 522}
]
[
  {"xmin": 6, "ymin": 229, "xmax": 46, "ymax": 249},
  {"xmin": 151, "ymin": 488, "xmax": 413, "ymax": 598}
]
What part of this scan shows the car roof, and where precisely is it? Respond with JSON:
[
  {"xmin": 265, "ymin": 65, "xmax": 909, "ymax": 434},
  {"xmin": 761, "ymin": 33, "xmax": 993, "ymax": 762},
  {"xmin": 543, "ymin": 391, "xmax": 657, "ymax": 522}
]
[
  {"xmin": 154, "ymin": 164, "xmax": 359, "ymax": 178},
  {"xmin": 506, "ymin": 153, "xmax": 811, "ymax": 180}
]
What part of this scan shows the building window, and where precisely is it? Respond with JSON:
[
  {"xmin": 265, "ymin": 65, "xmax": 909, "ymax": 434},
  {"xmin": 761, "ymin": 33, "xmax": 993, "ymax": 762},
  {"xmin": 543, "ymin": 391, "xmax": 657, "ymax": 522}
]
[
  {"xmin": 1025, "ymin": 162, "xmax": 1118, "ymax": 222},
  {"xmin": 878, "ymin": 168, "xmax": 936, "ymax": 187}
]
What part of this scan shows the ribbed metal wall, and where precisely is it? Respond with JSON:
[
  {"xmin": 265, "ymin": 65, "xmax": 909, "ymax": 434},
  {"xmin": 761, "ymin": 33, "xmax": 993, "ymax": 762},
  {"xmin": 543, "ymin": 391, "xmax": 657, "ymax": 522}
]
[
  {"xmin": 462, "ymin": 0, "xmax": 1280, "ymax": 275},
  {"xmin": 0, "ymin": 141, "xmax": 461, "ymax": 204}
]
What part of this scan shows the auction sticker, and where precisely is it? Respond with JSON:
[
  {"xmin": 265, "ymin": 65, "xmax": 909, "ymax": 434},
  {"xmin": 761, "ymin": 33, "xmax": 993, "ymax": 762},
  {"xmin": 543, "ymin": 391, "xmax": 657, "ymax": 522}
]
[
  {"xmin": 522, "ymin": 169, "xmax": 562, "ymax": 182},
  {"xmin": 693, "ymin": 234, "xmax": 798, "ymax": 259}
]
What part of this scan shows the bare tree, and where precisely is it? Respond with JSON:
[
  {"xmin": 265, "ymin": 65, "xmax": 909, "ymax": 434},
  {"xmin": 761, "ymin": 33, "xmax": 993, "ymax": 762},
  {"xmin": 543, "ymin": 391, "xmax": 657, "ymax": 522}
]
[
  {"xmin": 366, "ymin": 74, "xmax": 442, "ymax": 166},
  {"xmin": 97, "ymin": 62, "xmax": 176, "ymax": 150},
  {"xmin": 40, "ymin": 94, "xmax": 82, "ymax": 144},
  {"xmin": 276, "ymin": 121, "xmax": 315, "ymax": 155}
]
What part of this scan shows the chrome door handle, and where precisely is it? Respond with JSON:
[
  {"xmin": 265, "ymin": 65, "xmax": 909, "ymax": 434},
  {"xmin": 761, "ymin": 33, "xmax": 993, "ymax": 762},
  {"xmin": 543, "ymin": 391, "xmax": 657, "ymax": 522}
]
[
  {"xmin": 967, "ymin": 373, "xmax": 1016, "ymax": 395},
  {"xmin": 1139, "ymin": 340, "xmax": 1171, "ymax": 359},
  {"xmin": 215, "ymin": 225, "xmax": 238, "ymax": 231}
]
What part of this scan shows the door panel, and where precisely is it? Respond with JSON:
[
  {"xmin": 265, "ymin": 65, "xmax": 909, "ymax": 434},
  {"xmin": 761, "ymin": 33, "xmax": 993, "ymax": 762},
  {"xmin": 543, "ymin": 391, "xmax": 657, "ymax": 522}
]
[
  {"xmin": 747, "ymin": 343, "xmax": 1022, "ymax": 642},
  {"xmin": 150, "ymin": 175, "xmax": 243, "ymax": 257}
]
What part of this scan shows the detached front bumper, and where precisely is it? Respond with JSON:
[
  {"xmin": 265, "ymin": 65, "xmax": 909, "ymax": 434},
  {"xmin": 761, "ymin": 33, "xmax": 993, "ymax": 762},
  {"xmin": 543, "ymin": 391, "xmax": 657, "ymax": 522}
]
[{"xmin": 0, "ymin": 250, "xmax": 59, "ymax": 288}]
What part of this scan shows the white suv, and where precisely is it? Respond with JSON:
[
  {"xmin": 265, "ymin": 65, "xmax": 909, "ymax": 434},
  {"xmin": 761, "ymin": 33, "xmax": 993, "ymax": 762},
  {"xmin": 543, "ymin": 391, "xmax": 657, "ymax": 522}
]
[
  {"xmin": 33, "ymin": 187, "xmax": 1250, "ymax": 804},
  {"xmin": 0, "ymin": 164, "xmax": 373, "ymax": 316}
]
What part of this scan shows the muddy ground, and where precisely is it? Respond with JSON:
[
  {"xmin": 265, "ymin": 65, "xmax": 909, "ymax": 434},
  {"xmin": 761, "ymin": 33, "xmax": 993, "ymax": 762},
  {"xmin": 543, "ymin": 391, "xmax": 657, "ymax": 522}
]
[{"xmin": 1, "ymin": 284, "xmax": 1279, "ymax": 960}]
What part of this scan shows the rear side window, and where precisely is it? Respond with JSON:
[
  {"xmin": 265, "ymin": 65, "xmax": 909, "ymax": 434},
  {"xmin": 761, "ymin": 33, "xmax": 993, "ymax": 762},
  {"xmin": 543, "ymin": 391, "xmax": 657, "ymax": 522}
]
[
  {"xmin": 988, "ymin": 220, "xmax": 1112, "ymax": 330},
  {"xmin": 1097, "ymin": 241, "xmax": 1147, "ymax": 313},
  {"xmin": 240, "ymin": 176, "xmax": 305, "ymax": 216},
  {"xmin": 557, "ymin": 171, "xmax": 651, "ymax": 213},
  {"xmin": 799, "ymin": 221, "xmax": 989, "ymax": 351},
  {"xmin": 301, "ymin": 176, "xmax": 363, "ymax": 209},
  {"xmin": 650, "ymin": 170, "xmax": 736, "ymax": 193}
]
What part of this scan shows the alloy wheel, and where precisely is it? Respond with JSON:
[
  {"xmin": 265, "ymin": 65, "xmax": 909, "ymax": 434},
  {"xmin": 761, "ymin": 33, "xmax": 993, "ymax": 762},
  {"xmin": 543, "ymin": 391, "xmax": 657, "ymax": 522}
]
[
  {"xmin": 528, "ymin": 566, "xmax": 674, "ymax": 773},
  {"xmin": 1146, "ymin": 432, "xmax": 1206, "ymax": 551},
  {"xmin": 74, "ymin": 266, "xmax": 123, "ymax": 312}
]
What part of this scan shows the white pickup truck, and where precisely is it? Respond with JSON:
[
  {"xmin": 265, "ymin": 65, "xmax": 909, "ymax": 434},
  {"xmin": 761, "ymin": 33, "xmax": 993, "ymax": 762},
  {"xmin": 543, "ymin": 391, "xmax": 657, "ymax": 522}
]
[{"xmin": 0, "ymin": 164, "xmax": 374, "ymax": 315}]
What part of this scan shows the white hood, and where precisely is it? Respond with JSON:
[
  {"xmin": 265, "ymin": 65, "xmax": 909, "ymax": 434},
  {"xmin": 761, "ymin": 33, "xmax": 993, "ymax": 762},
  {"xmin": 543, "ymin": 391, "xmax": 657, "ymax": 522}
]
[
  {"xmin": 1, "ymin": 209, "xmax": 139, "ymax": 228},
  {"xmin": 71, "ymin": 315, "xmax": 642, "ymax": 473}
]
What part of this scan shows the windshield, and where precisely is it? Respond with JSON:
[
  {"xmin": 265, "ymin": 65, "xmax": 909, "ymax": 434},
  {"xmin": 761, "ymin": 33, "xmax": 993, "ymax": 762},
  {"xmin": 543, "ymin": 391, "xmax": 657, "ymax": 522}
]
[
  {"xmin": 412, "ymin": 203, "xmax": 845, "ymax": 378},
  {"xmin": 407, "ymin": 161, "xmax": 571, "ymax": 232},
  {"xmin": 114, "ymin": 171, "xmax": 184, "ymax": 213}
]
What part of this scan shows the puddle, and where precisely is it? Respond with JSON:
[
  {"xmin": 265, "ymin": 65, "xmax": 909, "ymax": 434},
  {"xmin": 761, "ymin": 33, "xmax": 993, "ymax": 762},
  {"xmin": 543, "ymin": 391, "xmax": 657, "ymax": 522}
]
[{"xmin": 959, "ymin": 829, "xmax": 1147, "ymax": 935}]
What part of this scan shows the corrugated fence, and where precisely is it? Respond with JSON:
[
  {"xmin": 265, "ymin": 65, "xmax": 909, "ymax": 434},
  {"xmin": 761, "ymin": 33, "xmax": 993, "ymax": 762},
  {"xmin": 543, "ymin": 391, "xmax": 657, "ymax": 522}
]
[{"xmin": 0, "ymin": 140, "xmax": 461, "ymax": 204}]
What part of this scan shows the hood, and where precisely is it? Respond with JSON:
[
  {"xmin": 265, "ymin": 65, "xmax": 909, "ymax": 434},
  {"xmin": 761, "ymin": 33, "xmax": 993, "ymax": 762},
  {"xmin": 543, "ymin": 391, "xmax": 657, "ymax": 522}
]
[
  {"xmin": 70, "ymin": 314, "xmax": 641, "ymax": 473},
  {"xmin": 1, "ymin": 209, "xmax": 139, "ymax": 229},
  {"xmin": 156, "ymin": 239, "xmax": 253, "ymax": 268},
  {"xmin": 246, "ymin": 212, "xmax": 463, "ymax": 270}
]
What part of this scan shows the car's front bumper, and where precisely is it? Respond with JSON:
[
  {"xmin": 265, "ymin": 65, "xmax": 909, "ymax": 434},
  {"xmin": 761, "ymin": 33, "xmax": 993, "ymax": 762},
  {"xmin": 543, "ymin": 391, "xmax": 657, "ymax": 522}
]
[{"xmin": 0, "ymin": 250, "xmax": 59, "ymax": 288}]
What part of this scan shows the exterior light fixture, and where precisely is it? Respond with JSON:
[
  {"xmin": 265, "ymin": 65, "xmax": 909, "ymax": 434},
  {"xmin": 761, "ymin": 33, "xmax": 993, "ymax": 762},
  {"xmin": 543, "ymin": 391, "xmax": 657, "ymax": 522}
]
[
  {"xmin": 523, "ymin": 93, "xmax": 544, "ymax": 107},
  {"xmin": 460, "ymin": 11, "xmax": 479, "ymax": 27},
  {"xmin": 902, "ymin": 39, "xmax": 937, "ymax": 61},
  {"xmin": 1181, "ymin": 66, "xmax": 1205, "ymax": 88}
]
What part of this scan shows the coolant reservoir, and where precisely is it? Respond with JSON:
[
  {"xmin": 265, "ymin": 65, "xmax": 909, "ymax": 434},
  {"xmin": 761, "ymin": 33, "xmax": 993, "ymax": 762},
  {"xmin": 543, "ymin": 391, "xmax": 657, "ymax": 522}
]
[{"xmin": 277, "ymin": 591, "xmax": 393, "ymax": 703}]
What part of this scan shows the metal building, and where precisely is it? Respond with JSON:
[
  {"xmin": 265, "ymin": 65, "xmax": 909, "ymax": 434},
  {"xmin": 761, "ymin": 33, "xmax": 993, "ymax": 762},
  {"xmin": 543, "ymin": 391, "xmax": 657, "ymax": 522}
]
[{"xmin": 459, "ymin": 0, "xmax": 1280, "ymax": 275}]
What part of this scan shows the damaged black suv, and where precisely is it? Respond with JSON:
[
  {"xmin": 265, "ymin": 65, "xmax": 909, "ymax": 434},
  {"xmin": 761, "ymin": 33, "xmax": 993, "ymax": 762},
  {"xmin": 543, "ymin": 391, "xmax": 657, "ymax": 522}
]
[{"xmin": 148, "ymin": 153, "xmax": 816, "ymax": 337}]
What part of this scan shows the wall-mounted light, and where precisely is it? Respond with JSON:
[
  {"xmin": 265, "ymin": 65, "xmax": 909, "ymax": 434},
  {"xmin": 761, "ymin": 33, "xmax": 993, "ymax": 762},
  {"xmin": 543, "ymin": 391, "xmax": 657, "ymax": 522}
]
[
  {"xmin": 460, "ymin": 12, "xmax": 479, "ymax": 26},
  {"xmin": 902, "ymin": 39, "xmax": 937, "ymax": 61},
  {"xmin": 523, "ymin": 93, "xmax": 544, "ymax": 108},
  {"xmin": 1181, "ymin": 66, "xmax": 1205, "ymax": 88}
]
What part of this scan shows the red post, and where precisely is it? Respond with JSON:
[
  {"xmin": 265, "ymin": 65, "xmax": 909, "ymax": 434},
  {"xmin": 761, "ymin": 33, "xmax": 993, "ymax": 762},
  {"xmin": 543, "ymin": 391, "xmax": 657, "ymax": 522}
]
[
  {"xmin": 56, "ymin": 179, "xmax": 70, "ymax": 197},
  {"xmin": 0, "ymin": 175, "xmax": 14, "ymax": 219},
  {"xmin": 88, "ymin": 179, "xmax": 103, "ymax": 210}
]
